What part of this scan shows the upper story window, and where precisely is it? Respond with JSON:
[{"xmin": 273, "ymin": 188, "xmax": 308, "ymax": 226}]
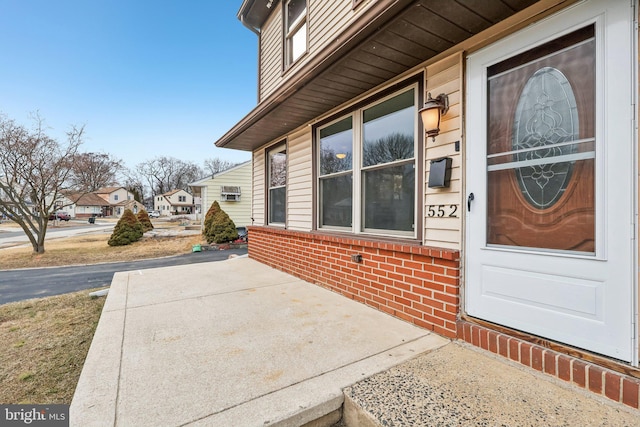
[
  {"xmin": 317, "ymin": 85, "xmax": 419, "ymax": 237},
  {"xmin": 285, "ymin": 0, "xmax": 307, "ymax": 66},
  {"xmin": 268, "ymin": 143, "xmax": 287, "ymax": 225},
  {"xmin": 114, "ymin": 194, "xmax": 119, "ymax": 201}
]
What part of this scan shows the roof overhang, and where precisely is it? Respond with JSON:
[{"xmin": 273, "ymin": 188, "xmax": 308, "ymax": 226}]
[
  {"xmin": 237, "ymin": 0, "xmax": 280, "ymax": 33},
  {"xmin": 218, "ymin": 0, "xmax": 569, "ymax": 152}
]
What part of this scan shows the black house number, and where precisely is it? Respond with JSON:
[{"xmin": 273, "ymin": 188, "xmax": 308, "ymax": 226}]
[{"xmin": 427, "ymin": 204, "xmax": 458, "ymax": 218}]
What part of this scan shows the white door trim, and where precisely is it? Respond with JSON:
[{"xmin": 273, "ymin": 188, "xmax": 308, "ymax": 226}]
[{"xmin": 464, "ymin": 0, "xmax": 638, "ymax": 364}]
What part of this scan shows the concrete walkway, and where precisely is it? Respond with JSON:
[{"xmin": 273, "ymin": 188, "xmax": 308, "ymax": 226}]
[
  {"xmin": 71, "ymin": 256, "xmax": 448, "ymax": 426},
  {"xmin": 71, "ymin": 256, "xmax": 639, "ymax": 426}
]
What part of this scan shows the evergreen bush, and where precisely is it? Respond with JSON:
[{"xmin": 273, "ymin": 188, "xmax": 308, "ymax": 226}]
[
  {"xmin": 202, "ymin": 201, "xmax": 221, "ymax": 243},
  {"xmin": 108, "ymin": 209, "xmax": 144, "ymax": 246},
  {"xmin": 203, "ymin": 201, "xmax": 238, "ymax": 244},
  {"xmin": 136, "ymin": 208, "xmax": 154, "ymax": 232}
]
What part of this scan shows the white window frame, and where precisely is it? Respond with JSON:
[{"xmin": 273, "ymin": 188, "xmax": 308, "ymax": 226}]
[
  {"xmin": 316, "ymin": 84, "xmax": 420, "ymax": 238},
  {"xmin": 285, "ymin": 0, "xmax": 307, "ymax": 67},
  {"xmin": 267, "ymin": 142, "xmax": 287, "ymax": 225}
]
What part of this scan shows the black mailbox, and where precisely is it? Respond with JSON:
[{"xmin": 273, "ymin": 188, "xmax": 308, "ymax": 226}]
[{"xmin": 428, "ymin": 157, "xmax": 453, "ymax": 188}]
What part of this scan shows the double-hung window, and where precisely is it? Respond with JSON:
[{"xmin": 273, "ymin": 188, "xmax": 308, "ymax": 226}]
[
  {"xmin": 268, "ymin": 143, "xmax": 287, "ymax": 225},
  {"xmin": 285, "ymin": 0, "xmax": 307, "ymax": 66},
  {"xmin": 317, "ymin": 85, "xmax": 418, "ymax": 237}
]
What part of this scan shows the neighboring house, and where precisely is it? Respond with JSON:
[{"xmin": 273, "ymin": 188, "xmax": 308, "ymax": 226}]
[
  {"xmin": 57, "ymin": 192, "xmax": 109, "ymax": 218},
  {"xmin": 189, "ymin": 161, "xmax": 252, "ymax": 228},
  {"xmin": 154, "ymin": 189, "xmax": 194, "ymax": 216},
  {"xmin": 94, "ymin": 187, "xmax": 137, "ymax": 217},
  {"xmin": 0, "ymin": 176, "xmax": 37, "ymax": 219},
  {"xmin": 216, "ymin": 0, "xmax": 640, "ymax": 408}
]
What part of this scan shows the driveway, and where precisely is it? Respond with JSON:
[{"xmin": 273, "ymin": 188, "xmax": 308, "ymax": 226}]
[{"xmin": 0, "ymin": 249, "xmax": 247, "ymax": 305}]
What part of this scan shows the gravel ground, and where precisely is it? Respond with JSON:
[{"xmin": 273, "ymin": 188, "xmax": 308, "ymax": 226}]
[{"xmin": 343, "ymin": 342, "xmax": 638, "ymax": 427}]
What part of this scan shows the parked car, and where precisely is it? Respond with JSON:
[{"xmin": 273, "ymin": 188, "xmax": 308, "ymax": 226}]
[
  {"xmin": 149, "ymin": 210, "xmax": 161, "ymax": 218},
  {"xmin": 49, "ymin": 211, "xmax": 71, "ymax": 221}
]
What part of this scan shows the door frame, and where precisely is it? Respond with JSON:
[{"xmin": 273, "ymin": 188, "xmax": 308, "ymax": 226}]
[{"xmin": 462, "ymin": 0, "xmax": 639, "ymax": 365}]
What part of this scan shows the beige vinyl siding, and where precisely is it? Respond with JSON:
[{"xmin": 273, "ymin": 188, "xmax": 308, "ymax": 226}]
[
  {"xmin": 259, "ymin": 3, "xmax": 283, "ymax": 101},
  {"xmin": 286, "ymin": 127, "xmax": 313, "ymax": 231},
  {"xmin": 424, "ymin": 52, "xmax": 463, "ymax": 250},
  {"xmin": 202, "ymin": 163, "xmax": 252, "ymax": 228},
  {"xmin": 253, "ymin": 150, "xmax": 266, "ymax": 225},
  {"xmin": 258, "ymin": 0, "xmax": 377, "ymax": 101},
  {"xmin": 308, "ymin": 0, "xmax": 354, "ymax": 52}
]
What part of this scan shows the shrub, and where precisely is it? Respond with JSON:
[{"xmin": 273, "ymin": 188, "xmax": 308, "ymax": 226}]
[
  {"xmin": 136, "ymin": 209, "xmax": 154, "ymax": 232},
  {"xmin": 108, "ymin": 209, "xmax": 144, "ymax": 246},
  {"xmin": 203, "ymin": 201, "xmax": 238, "ymax": 244},
  {"xmin": 202, "ymin": 201, "xmax": 221, "ymax": 243}
]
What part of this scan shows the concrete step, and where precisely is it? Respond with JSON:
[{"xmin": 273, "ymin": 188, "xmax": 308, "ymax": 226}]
[{"xmin": 336, "ymin": 343, "xmax": 639, "ymax": 427}]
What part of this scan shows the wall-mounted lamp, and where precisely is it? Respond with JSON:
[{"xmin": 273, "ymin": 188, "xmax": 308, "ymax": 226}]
[{"xmin": 419, "ymin": 92, "xmax": 449, "ymax": 142}]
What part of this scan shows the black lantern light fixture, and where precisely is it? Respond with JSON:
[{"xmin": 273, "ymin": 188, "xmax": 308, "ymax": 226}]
[{"xmin": 419, "ymin": 92, "xmax": 449, "ymax": 141}]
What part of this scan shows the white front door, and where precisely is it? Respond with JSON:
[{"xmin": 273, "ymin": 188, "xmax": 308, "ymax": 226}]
[{"xmin": 466, "ymin": 0, "xmax": 636, "ymax": 362}]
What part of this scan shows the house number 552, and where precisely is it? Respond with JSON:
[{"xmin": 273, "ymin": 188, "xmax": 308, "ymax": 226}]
[{"xmin": 426, "ymin": 204, "xmax": 458, "ymax": 218}]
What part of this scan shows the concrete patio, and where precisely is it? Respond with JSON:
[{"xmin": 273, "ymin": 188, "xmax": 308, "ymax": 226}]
[
  {"xmin": 71, "ymin": 256, "xmax": 639, "ymax": 426},
  {"xmin": 70, "ymin": 256, "xmax": 448, "ymax": 426}
]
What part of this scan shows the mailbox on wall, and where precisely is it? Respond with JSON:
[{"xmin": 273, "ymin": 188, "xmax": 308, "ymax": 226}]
[{"xmin": 428, "ymin": 157, "xmax": 453, "ymax": 188}]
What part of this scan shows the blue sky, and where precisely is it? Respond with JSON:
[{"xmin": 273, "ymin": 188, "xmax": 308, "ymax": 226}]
[{"xmin": 0, "ymin": 0, "xmax": 256, "ymax": 169}]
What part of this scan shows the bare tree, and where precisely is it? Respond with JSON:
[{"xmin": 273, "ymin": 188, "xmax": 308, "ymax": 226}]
[
  {"xmin": 203, "ymin": 157, "xmax": 237, "ymax": 176},
  {"xmin": 363, "ymin": 132, "xmax": 414, "ymax": 167},
  {"xmin": 68, "ymin": 152, "xmax": 124, "ymax": 192},
  {"xmin": 136, "ymin": 156, "xmax": 202, "ymax": 197},
  {"xmin": 0, "ymin": 114, "xmax": 83, "ymax": 254},
  {"xmin": 121, "ymin": 168, "xmax": 147, "ymax": 203}
]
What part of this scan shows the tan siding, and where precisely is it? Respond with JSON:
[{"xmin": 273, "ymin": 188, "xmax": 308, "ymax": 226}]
[
  {"xmin": 424, "ymin": 52, "xmax": 464, "ymax": 250},
  {"xmin": 253, "ymin": 151, "xmax": 266, "ymax": 225},
  {"xmin": 259, "ymin": 3, "xmax": 283, "ymax": 101},
  {"xmin": 203, "ymin": 163, "xmax": 252, "ymax": 228},
  {"xmin": 308, "ymin": 0, "xmax": 353, "ymax": 51},
  {"xmin": 259, "ymin": 0, "xmax": 377, "ymax": 99},
  {"xmin": 286, "ymin": 127, "xmax": 313, "ymax": 231}
]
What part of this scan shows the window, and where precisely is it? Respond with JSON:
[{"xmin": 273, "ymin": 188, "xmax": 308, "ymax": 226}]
[
  {"xmin": 221, "ymin": 186, "xmax": 241, "ymax": 202},
  {"xmin": 268, "ymin": 143, "xmax": 287, "ymax": 224},
  {"xmin": 114, "ymin": 194, "xmax": 119, "ymax": 201},
  {"xmin": 486, "ymin": 26, "xmax": 595, "ymax": 252},
  {"xmin": 285, "ymin": 0, "xmax": 307, "ymax": 66},
  {"xmin": 178, "ymin": 195, "xmax": 186, "ymax": 202},
  {"xmin": 317, "ymin": 86, "xmax": 418, "ymax": 236}
]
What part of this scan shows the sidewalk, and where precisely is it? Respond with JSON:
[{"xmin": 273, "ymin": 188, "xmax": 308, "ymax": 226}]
[{"xmin": 71, "ymin": 256, "xmax": 639, "ymax": 426}]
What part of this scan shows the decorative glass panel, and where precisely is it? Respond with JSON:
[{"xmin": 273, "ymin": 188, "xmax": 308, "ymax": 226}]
[
  {"xmin": 486, "ymin": 26, "xmax": 595, "ymax": 252},
  {"xmin": 512, "ymin": 67, "xmax": 579, "ymax": 209}
]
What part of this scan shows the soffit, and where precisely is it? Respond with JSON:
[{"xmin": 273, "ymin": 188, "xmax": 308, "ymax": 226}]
[{"xmin": 218, "ymin": 0, "xmax": 539, "ymax": 151}]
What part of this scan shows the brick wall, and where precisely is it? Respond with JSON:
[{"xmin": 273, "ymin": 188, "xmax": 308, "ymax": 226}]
[
  {"xmin": 458, "ymin": 320, "xmax": 640, "ymax": 410},
  {"xmin": 248, "ymin": 226, "xmax": 461, "ymax": 338}
]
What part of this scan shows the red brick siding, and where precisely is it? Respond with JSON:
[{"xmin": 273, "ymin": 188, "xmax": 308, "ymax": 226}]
[
  {"xmin": 248, "ymin": 226, "xmax": 460, "ymax": 338},
  {"xmin": 458, "ymin": 320, "xmax": 640, "ymax": 410}
]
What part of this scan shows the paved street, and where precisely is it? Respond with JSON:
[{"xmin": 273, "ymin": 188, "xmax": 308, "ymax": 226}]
[
  {"xmin": 0, "ymin": 220, "xmax": 114, "ymax": 249},
  {"xmin": 0, "ymin": 248, "xmax": 247, "ymax": 305}
]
